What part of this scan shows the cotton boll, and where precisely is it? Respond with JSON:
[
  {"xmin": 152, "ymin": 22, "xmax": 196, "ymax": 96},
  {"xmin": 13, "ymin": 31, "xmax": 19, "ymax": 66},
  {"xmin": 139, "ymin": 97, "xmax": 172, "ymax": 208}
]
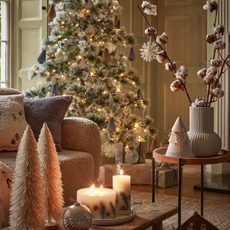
[
  {"xmin": 211, "ymin": 82, "xmax": 221, "ymax": 89},
  {"xmin": 212, "ymin": 88, "xmax": 224, "ymax": 98},
  {"xmin": 156, "ymin": 32, "xmax": 168, "ymax": 44},
  {"xmin": 206, "ymin": 34, "xmax": 217, "ymax": 44},
  {"xmin": 170, "ymin": 80, "xmax": 183, "ymax": 92},
  {"xmin": 214, "ymin": 25, "xmax": 224, "ymax": 35},
  {"xmin": 226, "ymin": 58, "xmax": 230, "ymax": 67},
  {"xmin": 210, "ymin": 59, "xmax": 222, "ymax": 67},
  {"xmin": 141, "ymin": 1, "xmax": 157, "ymax": 15},
  {"xmin": 197, "ymin": 68, "xmax": 207, "ymax": 78},
  {"xmin": 175, "ymin": 66, "xmax": 188, "ymax": 80},
  {"xmin": 165, "ymin": 62, "xmax": 176, "ymax": 72},
  {"xmin": 203, "ymin": 76, "xmax": 214, "ymax": 85},
  {"xmin": 206, "ymin": 66, "xmax": 217, "ymax": 78},
  {"xmin": 203, "ymin": 0, "xmax": 218, "ymax": 12},
  {"xmin": 213, "ymin": 40, "xmax": 226, "ymax": 50},
  {"xmin": 156, "ymin": 50, "xmax": 167, "ymax": 63},
  {"xmin": 145, "ymin": 27, "xmax": 157, "ymax": 37}
]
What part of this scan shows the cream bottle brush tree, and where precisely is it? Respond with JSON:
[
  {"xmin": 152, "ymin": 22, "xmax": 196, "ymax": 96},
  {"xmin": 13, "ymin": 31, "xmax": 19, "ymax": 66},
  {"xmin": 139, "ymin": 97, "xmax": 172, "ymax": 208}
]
[
  {"xmin": 24, "ymin": 0, "xmax": 158, "ymax": 156},
  {"xmin": 9, "ymin": 126, "xmax": 46, "ymax": 230},
  {"xmin": 139, "ymin": 0, "xmax": 230, "ymax": 107},
  {"xmin": 38, "ymin": 123, "xmax": 64, "ymax": 228}
]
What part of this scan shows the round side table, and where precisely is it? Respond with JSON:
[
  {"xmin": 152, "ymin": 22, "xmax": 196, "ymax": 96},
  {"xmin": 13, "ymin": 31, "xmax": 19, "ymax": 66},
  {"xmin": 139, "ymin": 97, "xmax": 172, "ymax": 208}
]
[{"xmin": 152, "ymin": 148, "xmax": 230, "ymax": 230}]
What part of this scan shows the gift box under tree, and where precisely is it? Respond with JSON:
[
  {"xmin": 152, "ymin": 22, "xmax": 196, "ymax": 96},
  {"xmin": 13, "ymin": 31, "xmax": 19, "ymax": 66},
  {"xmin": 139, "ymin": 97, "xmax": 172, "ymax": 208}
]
[{"xmin": 151, "ymin": 165, "xmax": 182, "ymax": 188}]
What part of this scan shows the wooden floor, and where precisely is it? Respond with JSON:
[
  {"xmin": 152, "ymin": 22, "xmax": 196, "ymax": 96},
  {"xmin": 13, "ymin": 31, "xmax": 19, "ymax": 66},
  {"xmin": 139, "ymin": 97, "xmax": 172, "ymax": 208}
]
[{"xmin": 131, "ymin": 165, "xmax": 230, "ymax": 203}]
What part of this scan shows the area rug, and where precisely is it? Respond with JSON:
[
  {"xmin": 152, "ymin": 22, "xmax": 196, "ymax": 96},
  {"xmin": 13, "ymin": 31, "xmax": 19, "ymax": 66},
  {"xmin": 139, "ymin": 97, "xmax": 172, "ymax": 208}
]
[{"xmin": 131, "ymin": 191, "xmax": 230, "ymax": 230}]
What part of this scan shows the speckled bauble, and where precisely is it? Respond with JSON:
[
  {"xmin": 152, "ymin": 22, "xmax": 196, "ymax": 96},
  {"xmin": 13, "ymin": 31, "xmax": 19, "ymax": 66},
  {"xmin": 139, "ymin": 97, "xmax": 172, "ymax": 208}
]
[
  {"xmin": 55, "ymin": 48, "xmax": 67, "ymax": 61},
  {"xmin": 125, "ymin": 152, "xmax": 139, "ymax": 164},
  {"xmin": 63, "ymin": 202, "xmax": 92, "ymax": 230}
]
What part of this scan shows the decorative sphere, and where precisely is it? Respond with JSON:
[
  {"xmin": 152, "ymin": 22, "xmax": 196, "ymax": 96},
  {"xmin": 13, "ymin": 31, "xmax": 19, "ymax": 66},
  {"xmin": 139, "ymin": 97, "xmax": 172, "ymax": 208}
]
[
  {"xmin": 63, "ymin": 202, "xmax": 92, "ymax": 230},
  {"xmin": 125, "ymin": 152, "xmax": 139, "ymax": 164},
  {"xmin": 55, "ymin": 48, "xmax": 67, "ymax": 61}
]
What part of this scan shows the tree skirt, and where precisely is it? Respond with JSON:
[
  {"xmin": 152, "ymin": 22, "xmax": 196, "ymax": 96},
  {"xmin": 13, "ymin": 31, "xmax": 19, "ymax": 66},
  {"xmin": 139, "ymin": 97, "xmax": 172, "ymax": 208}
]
[{"xmin": 131, "ymin": 191, "xmax": 230, "ymax": 230}]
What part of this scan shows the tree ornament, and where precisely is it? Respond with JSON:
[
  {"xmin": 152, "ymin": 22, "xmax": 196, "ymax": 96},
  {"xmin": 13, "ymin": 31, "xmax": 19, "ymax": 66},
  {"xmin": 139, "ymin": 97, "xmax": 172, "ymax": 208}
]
[
  {"xmin": 109, "ymin": 93, "xmax": 114, "ymax": 105},
  {"xmin": 38, "ymin": 123, "xmax": 64, "ymax": 227},
  {"xmin": 114, "ymin": 15, "xmax": 119, "ymax": 29},
  {"xmin": 128, "ymin": 47, "xmax": 136, "ymax": 61},
  {"xmin": 48, "ymin": 5, "xmax": 56, "ymax": 19},
  {"xmin": 102, "ymin": 48, "xmax": 111, "ymax": 63},
  {"xmin": 166, "ymin": 117, "xmax": 193, "ymax": 158},
  {"xmin": 120, "ymin": 114, "xmax": 128, "ymax": 126},
  {"xmin": 140, "ymin": 40, "xmax": 159, "ymax": 62},
  {"xmin": 85, "ymin": 24, "xmax": 95, "ymax": 35},
  {"xmin": 114, "ymin": 49, "xmax": 121, "ymax": 61},
  {"xmin": 55, "ymin": 48, "xmax": 67, "ymax": 61},
  {"xmin": 107, "ymin": 117, "xmax": 116, "ymax": 133},
  {"xmin": 137, "ymin": 89, "xmax": 143, "ymax": 100},
  {"xmin": 63, "ymin": 201, "xmax": 92, "ymax": 230},
  {"xmin": 51, "ymin": 83, "xmax": 59, "ymax": 96},
  {"xmin": 68, "ymin": 13, "xmax": 75, "ymax": 22},
  {"xmin": 37, "ymin": 49, "xmax": 46, "ymax": 64},
  {"xmin": 9, "ymin": 126, "xmax": 46, "ymax": 230},
  {"xmin": 78, "ymin": 58, "xmax": 87, "ymax": 69},
  {"xmin": 85, "ymin": 0, "xmax": 93, "ymax": 9},
  {"xmin": 125, "ymin": 152, "xmax": 139, "ymax": 164}
]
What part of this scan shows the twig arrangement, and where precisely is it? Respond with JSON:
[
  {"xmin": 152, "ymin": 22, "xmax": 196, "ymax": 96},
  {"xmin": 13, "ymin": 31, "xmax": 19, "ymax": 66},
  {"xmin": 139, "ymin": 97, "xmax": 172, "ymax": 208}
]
[{"xmin": 138, "ymin": 0, "xmax": 230, "ymax": 107}]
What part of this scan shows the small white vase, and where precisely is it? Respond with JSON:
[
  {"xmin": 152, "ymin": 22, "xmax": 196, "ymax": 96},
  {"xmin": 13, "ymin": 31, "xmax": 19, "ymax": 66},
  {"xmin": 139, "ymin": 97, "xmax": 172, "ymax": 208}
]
[{"xmin": 187, "ymin": 107, "xmax": 221, "ymax": 157}]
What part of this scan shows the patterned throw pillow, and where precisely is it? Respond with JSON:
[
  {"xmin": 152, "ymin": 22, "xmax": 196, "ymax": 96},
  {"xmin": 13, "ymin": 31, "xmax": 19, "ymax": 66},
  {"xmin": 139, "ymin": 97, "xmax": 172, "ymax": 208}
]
[
  {"xmin": 0, "ymin": 94, "xmax": 28, "ymax": 151},
  {"xmin": 23, "ymin": 96, "xmax": 72, "ymax": 152}
]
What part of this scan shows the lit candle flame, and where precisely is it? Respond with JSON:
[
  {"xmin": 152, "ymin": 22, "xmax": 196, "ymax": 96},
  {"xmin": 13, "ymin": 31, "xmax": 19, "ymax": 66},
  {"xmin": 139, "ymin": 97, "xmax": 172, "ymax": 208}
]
[
  {"xmin": 120, "ymin": 169, "xmax": 123, "ymax": 176},
  {"xmin": 101, "ymin": 185, "xmax": 103, "ymax": 193},
  {"xmin": 91, "ymin": 184, "xmax": 95, "ymax": 193}
]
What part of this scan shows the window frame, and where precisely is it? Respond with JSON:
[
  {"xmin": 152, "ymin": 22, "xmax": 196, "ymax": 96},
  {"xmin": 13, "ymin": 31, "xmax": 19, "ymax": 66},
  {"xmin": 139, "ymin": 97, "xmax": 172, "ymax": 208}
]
[{"xmin": 0, "ymin": 0, "xmax": 13, "ymax": 88}]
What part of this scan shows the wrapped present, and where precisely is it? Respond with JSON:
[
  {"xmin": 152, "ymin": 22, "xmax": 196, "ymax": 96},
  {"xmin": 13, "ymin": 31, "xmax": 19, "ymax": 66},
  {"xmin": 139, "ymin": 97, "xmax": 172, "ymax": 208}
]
[{"xmin": 151, "ymin": 165, "xmax": 182, "ymax": 188}]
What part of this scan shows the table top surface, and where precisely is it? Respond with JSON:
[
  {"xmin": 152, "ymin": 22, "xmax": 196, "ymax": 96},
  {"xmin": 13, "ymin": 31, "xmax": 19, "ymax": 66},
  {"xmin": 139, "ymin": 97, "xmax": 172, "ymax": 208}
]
[
  {"xmin": 153, "ymin": 147, "xmax": 230, "ymax": 165},
  {"xmin": 3, "ymin": 202, "xmax": 177, "ymax": 230}
]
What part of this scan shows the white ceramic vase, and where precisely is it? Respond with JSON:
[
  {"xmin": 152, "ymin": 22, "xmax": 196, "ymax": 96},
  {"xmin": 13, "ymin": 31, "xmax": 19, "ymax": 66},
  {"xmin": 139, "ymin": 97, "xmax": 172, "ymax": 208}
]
[{"xmin": 187, "ymin": 107, "xmax": 221, "ymax": 157}]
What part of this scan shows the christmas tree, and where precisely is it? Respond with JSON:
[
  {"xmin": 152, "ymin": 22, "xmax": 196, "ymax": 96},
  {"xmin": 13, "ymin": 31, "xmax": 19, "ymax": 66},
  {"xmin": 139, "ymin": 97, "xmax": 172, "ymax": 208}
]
[
  {"xmin": 9, "ymin": 126, "xmax": 45, "ymax": 230},
  {"xmin": 24, "ymin": 0, "xmax": 158, "ymax": 155}
]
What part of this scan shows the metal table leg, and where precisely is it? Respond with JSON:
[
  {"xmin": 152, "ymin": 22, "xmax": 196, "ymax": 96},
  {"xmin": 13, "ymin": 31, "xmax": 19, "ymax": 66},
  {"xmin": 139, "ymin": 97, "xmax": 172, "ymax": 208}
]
[
  {"xmin": 178, "ymin": 158, "xmax": 182, "ymax": 230},
  {"xmin": 152, "ymin": 157, "xmax": 155, "ymax": 203},
  {"xmin": 201, "ymin": 164, "xmax": 204, "ymax": 216}
]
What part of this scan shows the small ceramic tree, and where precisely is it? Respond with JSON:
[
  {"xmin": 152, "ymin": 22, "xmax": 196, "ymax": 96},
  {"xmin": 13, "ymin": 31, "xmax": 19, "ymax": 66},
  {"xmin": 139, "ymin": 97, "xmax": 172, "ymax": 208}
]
[
  {"xmin": 9, "ymin": 126, "xmax": 45, "ymax": 230},
  {"xmin": 38, "ymin": 123, "xmax": 64, "ymax": 228},
  {"xmin": 166, "ymin": 117, "xmax": 193, "ymax": 158}
]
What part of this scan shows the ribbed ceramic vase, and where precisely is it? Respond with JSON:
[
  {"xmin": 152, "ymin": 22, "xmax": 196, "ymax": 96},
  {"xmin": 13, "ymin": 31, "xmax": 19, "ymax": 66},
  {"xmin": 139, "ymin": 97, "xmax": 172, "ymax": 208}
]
[{"xmin": 187, "ymin": 107, "xmax": 221, "ymax": 157}]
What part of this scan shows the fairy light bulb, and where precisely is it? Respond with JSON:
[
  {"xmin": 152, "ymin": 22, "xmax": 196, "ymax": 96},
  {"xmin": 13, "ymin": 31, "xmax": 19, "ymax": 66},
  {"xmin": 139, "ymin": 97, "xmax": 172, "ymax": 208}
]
[{"xmin": 90, "ymin": 72, "xmax": 94, "ymax": 76}]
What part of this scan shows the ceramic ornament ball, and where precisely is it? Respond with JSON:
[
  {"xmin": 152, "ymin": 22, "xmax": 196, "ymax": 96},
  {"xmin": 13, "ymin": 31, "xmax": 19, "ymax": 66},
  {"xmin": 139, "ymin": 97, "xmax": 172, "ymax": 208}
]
[{"xmin": 165, "ymin": 117, "xmax": 193, "ymax": 158}]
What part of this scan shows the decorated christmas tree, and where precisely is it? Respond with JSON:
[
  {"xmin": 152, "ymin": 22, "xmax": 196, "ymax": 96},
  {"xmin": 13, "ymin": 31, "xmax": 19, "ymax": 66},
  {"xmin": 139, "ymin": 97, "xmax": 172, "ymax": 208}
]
[{"xmin": 24, "ymin": 0, "xmax": 158, "ymax": 155}]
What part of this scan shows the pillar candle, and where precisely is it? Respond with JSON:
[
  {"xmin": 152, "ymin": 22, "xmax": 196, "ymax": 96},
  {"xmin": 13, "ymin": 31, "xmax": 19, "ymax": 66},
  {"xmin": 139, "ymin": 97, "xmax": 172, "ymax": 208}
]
[
  {"xmin": 77, "ymin": 185, "xmax": 116, "ymax": 219},
  {"xmin": 113, "ymin": 170, "xmax": 131, "ymax": 215}
]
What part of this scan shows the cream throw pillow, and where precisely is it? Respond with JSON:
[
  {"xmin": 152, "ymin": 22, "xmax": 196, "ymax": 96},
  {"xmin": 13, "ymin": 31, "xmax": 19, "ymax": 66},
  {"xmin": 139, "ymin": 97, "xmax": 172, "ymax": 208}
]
[{"xmin": 0, "ymin": 94, "xmax": 28, "ymax": 151}]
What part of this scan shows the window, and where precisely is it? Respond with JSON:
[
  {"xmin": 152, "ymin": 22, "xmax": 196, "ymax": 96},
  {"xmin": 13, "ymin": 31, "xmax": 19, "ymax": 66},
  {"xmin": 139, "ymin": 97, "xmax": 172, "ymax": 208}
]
[{"xmin": 0, "ymin": 0, "xmax": 12, "ymax": 88}]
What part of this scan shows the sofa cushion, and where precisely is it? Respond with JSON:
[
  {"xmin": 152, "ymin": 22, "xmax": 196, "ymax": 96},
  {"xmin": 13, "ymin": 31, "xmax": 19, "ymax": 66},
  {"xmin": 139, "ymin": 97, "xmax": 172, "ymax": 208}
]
[
  {"xmin": 0, "ymin": 149, "xmax": 94, "ymax": 206},
  {"xmin": 23, "ymin": 96, "xmax": 72, "ymax": 152},
  {"xmin": 0, "ymin": 88, "xmax": 21, "ymax": 95},
  {"xmin": 0, "ymin": 94, "xmax": 28, "ymax": 151}
]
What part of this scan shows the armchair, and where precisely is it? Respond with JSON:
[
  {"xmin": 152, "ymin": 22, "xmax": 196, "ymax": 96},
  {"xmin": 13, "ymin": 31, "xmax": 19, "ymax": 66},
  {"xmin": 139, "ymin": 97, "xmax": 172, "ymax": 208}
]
[{"xmin": 0, "ymin": 117, "xmax": 101, "ymax": 206}]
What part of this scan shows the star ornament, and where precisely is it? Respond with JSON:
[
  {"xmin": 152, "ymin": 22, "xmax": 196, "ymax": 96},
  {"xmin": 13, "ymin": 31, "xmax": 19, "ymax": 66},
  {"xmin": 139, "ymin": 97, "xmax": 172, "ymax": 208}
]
[
  {"xmin": 140, "ymin": 40, "xmax": 159, "ymax": 62},
  {"xmin": 120, "ymin": 114, "xmax": 128, "ymax": 126}
]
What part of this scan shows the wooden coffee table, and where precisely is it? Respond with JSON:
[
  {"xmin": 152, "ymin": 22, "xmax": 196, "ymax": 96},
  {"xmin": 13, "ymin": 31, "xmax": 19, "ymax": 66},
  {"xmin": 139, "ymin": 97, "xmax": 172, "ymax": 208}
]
[{"xmin": 3, "ymin": 201, "xmax": 177, "ymax": 230}]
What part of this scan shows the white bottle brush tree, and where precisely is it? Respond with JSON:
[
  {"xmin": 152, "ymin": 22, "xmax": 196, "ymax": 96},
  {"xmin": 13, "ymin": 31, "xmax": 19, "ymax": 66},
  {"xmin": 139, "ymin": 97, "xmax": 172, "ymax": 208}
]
[
  {"xmin": 24, "ymin": 0, "xmax": 158, "ymax": 157},
  {"xmin": 38, "ymin": 123, "xmax": 64, "ymax": 227},
  {"xmin": 9, "ymin": 126, "xmax": 45, "ymax": 230}
]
